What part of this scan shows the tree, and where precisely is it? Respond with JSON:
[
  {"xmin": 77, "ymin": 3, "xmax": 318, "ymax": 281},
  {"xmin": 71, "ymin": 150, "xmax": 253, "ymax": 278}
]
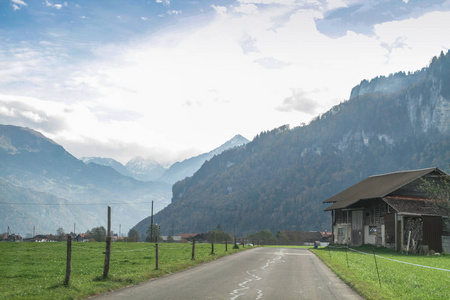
[
  {"xmin": 167, "ymin": 236, "xmax": 175, "ymax": 243},
  {"xmin": 91, "ymin": 226, "xmax": 106, "ymax": 242},
  {"xmin": 420, "ymin": 176, "xmax": 450, "ymax": 216},
  {"xmin": 247, "ymin": 230, "xmax": 277, "ymax": 245},
  {"xmin": 276, "ymin": 231, "xmax": 290, "ymax": 245},
  {"xmin": 207, "ymin": 230, "xmax": 233, "ymax": 243},
  {"xmin": 146, "ymin": 224, "xmax": 162, "ymax": 242},
  {"xmin": 56, "ymin": 227, "xmax": 65, "ymax": 236},
  {"xmin": 56, "ymin": 227, "xmax": 65, "ymax": 241},
  {"xmin": 128, "ymin": 228, "xmax": 140, "ymax": 242}
]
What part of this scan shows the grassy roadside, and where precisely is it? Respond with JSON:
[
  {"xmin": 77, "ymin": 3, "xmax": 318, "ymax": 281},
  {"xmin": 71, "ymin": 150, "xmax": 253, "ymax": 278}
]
[
  {"xmin": 310, "ymin": 246, "xmax": 450, "ymax": 300},
  {"xmin": 0, "ymin": 242, "xmax": 248, "ymax": 299}
]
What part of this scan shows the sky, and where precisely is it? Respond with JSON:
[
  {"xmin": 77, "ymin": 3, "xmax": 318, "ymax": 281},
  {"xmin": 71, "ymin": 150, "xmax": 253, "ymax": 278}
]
[{"xmin": 1, "ymin": 0, "xmax": 450, "ymax": 165}]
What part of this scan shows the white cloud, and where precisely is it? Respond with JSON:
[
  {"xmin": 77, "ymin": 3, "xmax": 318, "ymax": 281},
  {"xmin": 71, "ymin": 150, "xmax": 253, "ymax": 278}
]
[
  {"xmin": 276, "ymin": 89, "xmax": 321, "ymax": 113},
  {"xmin": 167, "ymin": 10, "xmax": 182, "ymax": 15},
  {"xmin": 45, "ymin": 0, "xmax": 65, "ymax": 9},
  {"xmin": 233, "ymin": 3, "xmax": 258, "ymax": 14},
  {"xmin": 156, "ymin": 0, "xmax": 170, "ymax": 5},
  {"xmin": 10, "ymin": 0, "xmax": 27, "ymax": 10},
  {"xmin": 2, "ymin": 2, "xmax": 450, "ymax": 164},
  {"xmin": 211, "ymin": 5, "xmax": 227, "ymax": 15},
  {"xmin": 374, "ymin": 11, "xmax": 450, "ymax": 72}
]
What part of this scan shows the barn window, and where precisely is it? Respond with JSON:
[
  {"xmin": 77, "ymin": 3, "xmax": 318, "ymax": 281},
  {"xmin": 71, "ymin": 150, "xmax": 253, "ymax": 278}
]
[{"xmin": 369, "ymin": 226, "xmax": 377, "ymax": 235}]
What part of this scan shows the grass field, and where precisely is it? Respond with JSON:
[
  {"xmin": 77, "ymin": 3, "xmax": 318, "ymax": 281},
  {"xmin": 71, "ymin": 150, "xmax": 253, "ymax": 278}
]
[
  {"xmin": 311, "ymin": 246, "xmax": 450, "ymax": 300},
  {"xmin": 0, "ymin": 241, "xmax": 246, "ymax": 299}
]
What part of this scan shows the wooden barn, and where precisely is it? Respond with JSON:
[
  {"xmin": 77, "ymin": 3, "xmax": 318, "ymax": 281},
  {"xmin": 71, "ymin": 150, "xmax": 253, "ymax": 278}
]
[{"xmin": 323, "ymin": 168, "xmax": 450, "ymax": 252}]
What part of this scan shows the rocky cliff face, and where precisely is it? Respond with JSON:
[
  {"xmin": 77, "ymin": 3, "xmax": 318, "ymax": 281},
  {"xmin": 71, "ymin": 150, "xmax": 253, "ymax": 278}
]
[
  {"xmin": 349, "ymin": 70, "xmax": 426, "ymax": 100},
  {"xmin": 350, "ymin": 52, "xmax": 449, "ymax": 136}
]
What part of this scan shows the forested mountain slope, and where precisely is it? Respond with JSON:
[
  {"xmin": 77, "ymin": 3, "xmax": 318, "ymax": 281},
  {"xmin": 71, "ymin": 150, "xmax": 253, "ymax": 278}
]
[{"xmin": 134, "ymin": 51, "xmax": 450, "ymax": 238}]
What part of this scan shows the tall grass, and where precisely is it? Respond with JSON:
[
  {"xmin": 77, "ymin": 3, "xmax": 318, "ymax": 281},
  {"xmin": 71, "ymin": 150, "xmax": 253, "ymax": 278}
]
[
  {"xmin": 0, "ymin": 242, "xmax": 245, "ymax": 299},
  {"xmin": 311, "ymin": 246, "xmax": 450, "ymax": 300}
]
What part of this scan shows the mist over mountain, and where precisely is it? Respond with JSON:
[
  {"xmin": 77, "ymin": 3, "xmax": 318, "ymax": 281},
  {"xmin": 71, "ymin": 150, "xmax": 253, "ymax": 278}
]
[
  {"xmin": 0, "ymin": 126, "xmax": 249, "ymax": 235},
  {"xmin": 133, "ymin": 51, "xmax": 450, "ymax": 238},
  {"xmin": 0, "ymin": 178, "xmax": 86, "ymax": 237},
  {"xmin": 0, "ymin": 125, "xmax": 172, "ymax": 235}
]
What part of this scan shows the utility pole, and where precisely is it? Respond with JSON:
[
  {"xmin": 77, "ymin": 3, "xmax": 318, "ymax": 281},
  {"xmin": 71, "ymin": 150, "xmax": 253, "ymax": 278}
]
[
  {"xmin": 119, "ymin": 224, "xmax": 121, "ymax": 238},
  {"xmin": 150, "ymin": 201, "xmax": 154, "ymax": 243},
  {"xmin": 74, "ymin": 223, "xmax": 76, "ymax": 234}
]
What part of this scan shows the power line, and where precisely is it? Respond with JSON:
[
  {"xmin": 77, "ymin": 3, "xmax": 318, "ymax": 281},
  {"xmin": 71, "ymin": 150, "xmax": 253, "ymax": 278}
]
[
  {"xmin": 0, "ymin": 201, "xmax": 159, "ymax": 206},
  {"xmin": 0, "ymin": 201, "xmax": 282, "ymax": 213}
]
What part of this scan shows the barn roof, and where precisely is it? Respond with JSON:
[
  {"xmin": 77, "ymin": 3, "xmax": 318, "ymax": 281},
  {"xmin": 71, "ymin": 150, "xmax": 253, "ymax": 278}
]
[
  {"xmin": 323, "ymin": 167, "xmax": 444, "ymax": 211},
  {"xmin": 383, "ymin": 197, "xmax": 448, "ymax": 216}
]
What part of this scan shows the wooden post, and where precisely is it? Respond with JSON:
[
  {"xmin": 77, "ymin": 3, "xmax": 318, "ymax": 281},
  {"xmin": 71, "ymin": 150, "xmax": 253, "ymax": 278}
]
[
  {"xmin": 191, "ymin": 239, "xmax": 196, "ymax": 260},
  {"xmin": 406, "ymin": 231, "xmax": 411, "ymax": 252},
  {"xmin": 150, "ymin": 201, "xmax": 154, "ymax": 243},
  {"xmin": 373, "ymin": 249, "xmax": 382, "ymax": 288},
  {"xmin": 103, "ymin": 206, "xmax": 112, "ymax": 279},
  {"xmin": 225, "ymin": 239, "xmax": 228, "ymax": 252},
  {"xmin": 107, "ymin": 206, "xmax": 111, "ymax": 237},
  {"xmin": 64, "ymin": 235, "xmax": 72, "ymax": 286},
  {"xmin": 103, "ymin": 236, "xmax": 111, "ymax": 279},
  {"xmin": 346, "ymin": 246, "xmax": 349, "ymax": 269},
  {"xmin": 155, "ymin": 243, "xmax": 159, "ymax": 270},
  {"xmin": 211, "ymin": 240, "xmax": 214, "ymax": 255}
]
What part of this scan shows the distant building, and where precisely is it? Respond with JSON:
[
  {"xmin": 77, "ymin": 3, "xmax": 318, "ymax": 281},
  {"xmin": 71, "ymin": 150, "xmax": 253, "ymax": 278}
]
[
  {"xmin": 324, "ymin": 167, "xmax": 450, "ymax": 252},
  {"xmin": 3, "ymin": 234, "xmax": 22, "ymax": 242},
  {"xmin": 178, "ymin": 233, "xmax": 197, "ymax": 242}
]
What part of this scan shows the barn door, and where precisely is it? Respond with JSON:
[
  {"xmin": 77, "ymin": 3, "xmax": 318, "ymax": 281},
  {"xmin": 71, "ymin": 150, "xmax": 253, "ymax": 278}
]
[
  {"xmin": 423, "ymin": 216, "xmax": 442, "ymax": 253},
  {"xmin": 351, "ymin": 210, "xmax": 363, "ymax": 246}
]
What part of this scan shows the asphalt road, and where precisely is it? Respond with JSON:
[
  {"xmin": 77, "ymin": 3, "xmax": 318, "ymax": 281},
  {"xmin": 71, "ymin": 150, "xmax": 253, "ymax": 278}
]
[{"xmin": 91, "ymin": 247, "xmax": 364, "ymax": 300}]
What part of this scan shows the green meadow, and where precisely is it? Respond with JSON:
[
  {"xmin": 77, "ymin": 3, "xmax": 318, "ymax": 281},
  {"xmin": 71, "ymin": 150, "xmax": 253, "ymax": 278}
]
[
  {"xmin": 311, "ymin": 246, "xmax": 450, "ymax": 300},
  {"xmin": 0, "ymin": 242, "xmax": 246, "ymax": 299}
]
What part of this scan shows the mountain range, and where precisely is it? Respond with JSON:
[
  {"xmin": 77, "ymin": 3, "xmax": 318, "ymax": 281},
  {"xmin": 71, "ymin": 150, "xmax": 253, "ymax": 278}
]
[
  {"xmin": 81, "ymin": 135, "xmax": 249, "ymax": 184},
  {"xmin": 0, "ymin": 126, "xmax": 247, "ymax": 235},
  {"xmin": 133, "ymin": 50, "xmax": 450, "ymax": 239}
]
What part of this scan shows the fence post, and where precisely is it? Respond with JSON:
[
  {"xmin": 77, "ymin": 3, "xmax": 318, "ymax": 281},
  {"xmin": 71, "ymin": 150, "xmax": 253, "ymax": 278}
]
[
  {"xmin": 103, "ymin": 206, "xmax": 112, "ymax": 279},
  {"xmin": 191, "ymin": 239, "xmax": 196, "ymax": 260},
  {"xmin": 225, "ymin": 239, "xmax": 228, "ymax": 252},
  {"xmin": 64, "ymin": 235, "xmax": 72, "ymax": 286},
  {"xmin": 346, "ymin": 246, "xmax": 349, "ymax": 268},
  {"xmin": 103, "ymin": 236, "xmax": 111, "ymax": 279},
  {"xmin": 155, "ymin": 243, "xmax": 159, "ymax": 270},
  {"xmin": 211, "ymin": 240, "xmax": 214, "ymax": 255},
  {"xmin": 373, "ymin": 249, "xmax": 382, "ymax": 288}
]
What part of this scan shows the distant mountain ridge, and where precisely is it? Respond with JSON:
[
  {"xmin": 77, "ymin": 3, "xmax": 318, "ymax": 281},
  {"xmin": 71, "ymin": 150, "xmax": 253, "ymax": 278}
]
[
  {"xmin": 81, "ymin": 134, "xmax": 249, "ymax": 185},
  {"xmin": 125, "ymin": 157, "xmax": 166, "ymax": 181},
  {"xmin": 133, "ymin": 50, "xmax": 450, "ymax": 239},
  {"xmin": 0, "ymin": 125, "xmax": 172, "ymax": 235},
  {"xmin": 157, "ymin": 134, "xmax": 249, "ymax": 184},
  {"xmin": 81, "ymin": 157, "xmax": 132, "ymax": 177},
  {"xmin": 0, "ymin": 126, "xmax": 249, "ymax": 235}
]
